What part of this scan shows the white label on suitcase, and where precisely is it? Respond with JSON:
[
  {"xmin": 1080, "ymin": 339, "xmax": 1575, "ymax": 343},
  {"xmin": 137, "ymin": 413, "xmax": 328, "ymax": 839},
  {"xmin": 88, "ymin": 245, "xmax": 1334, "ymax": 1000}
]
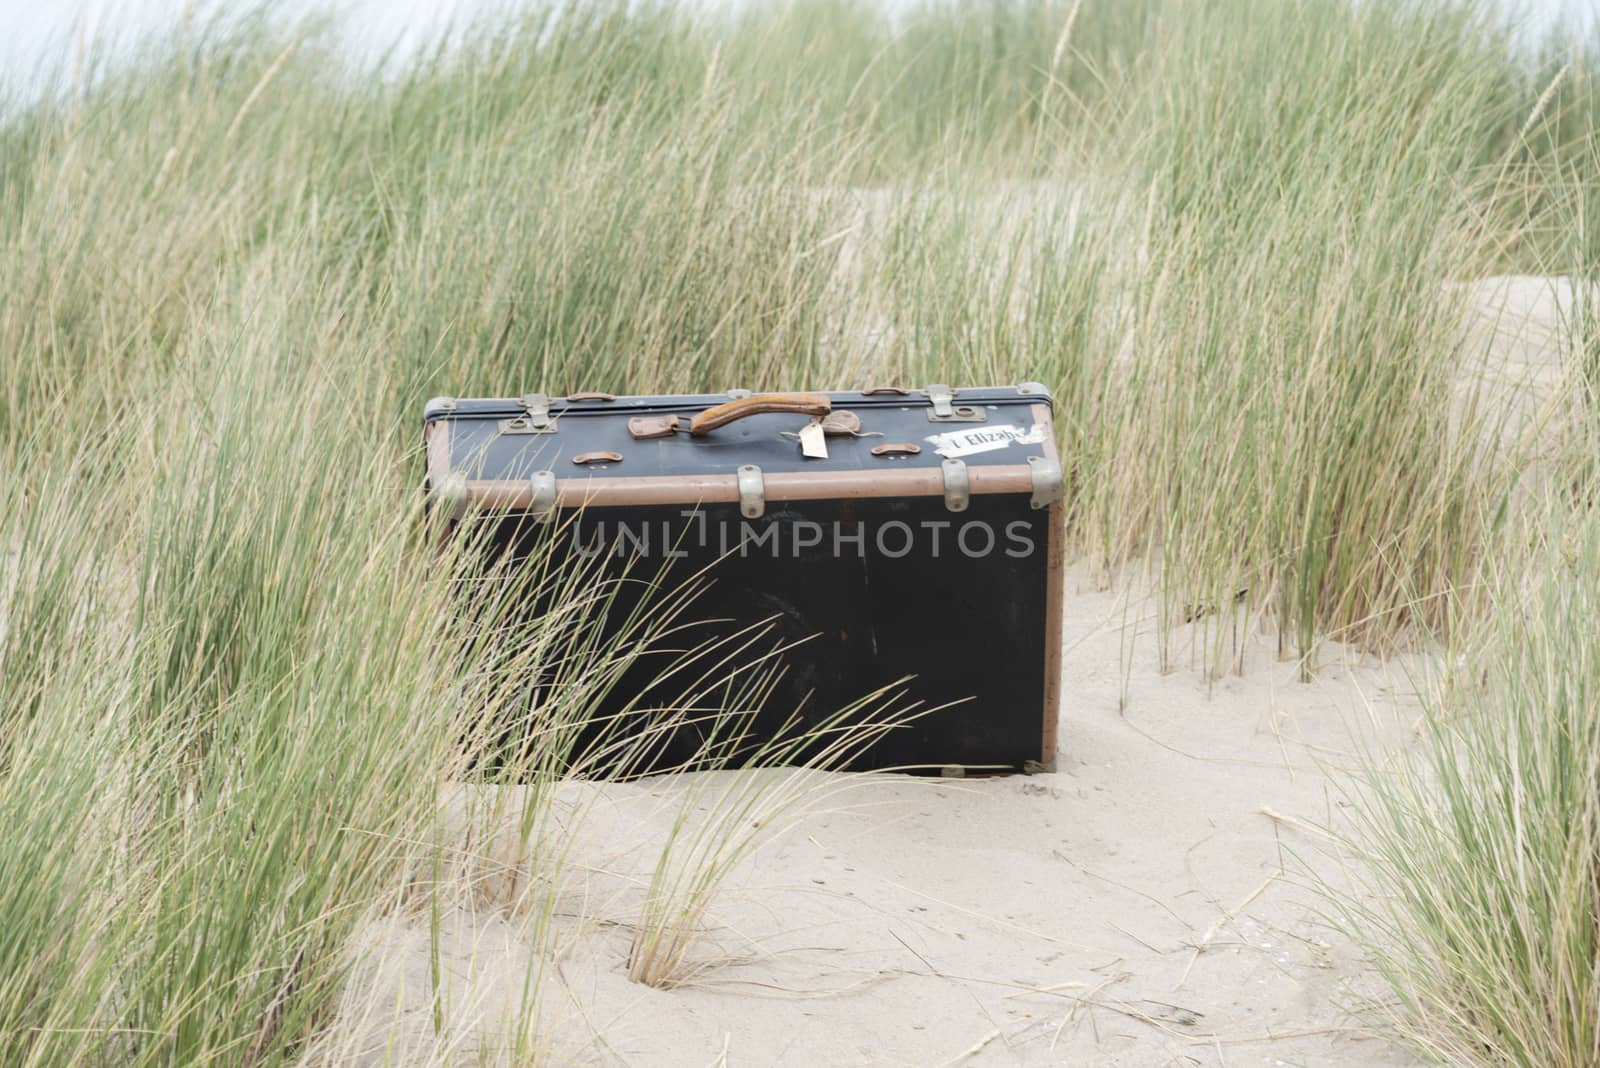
[
  {"xmin": 925, "ymin": 423, "xmax": 1045, "ymax": 458},
  {"xmin": 798, "ymin": 419, "xmax": 829, "ymax": 459}
]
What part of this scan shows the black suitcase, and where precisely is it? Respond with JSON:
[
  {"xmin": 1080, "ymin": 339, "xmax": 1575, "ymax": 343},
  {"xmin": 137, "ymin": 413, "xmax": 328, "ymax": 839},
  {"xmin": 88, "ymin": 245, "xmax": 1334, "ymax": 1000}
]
[{"xmin": 424, "ymin": 385, "xmax": 1063, "ymax": 776}]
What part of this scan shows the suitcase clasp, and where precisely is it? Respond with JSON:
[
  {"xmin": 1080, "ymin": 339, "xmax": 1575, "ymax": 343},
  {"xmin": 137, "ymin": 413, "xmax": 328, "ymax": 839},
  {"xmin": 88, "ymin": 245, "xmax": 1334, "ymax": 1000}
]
[
  {"xmin": 925, "ymin": 384, "xmax": 987, "ymax": 424},
  {"xmin": 500, "ymin": 393, "xmax": 556, "ymax": 434}
]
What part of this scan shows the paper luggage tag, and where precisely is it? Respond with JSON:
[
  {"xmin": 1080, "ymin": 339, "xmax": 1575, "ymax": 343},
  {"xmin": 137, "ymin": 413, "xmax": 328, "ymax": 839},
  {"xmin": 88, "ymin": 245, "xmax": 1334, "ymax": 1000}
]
[
  {"xmin": 926, "ymin": 423, "xmax": 1045, "ymax": 458},
  {"xmin": 799, "ymin": 419, "xmax": 829, "ymax": 459}
]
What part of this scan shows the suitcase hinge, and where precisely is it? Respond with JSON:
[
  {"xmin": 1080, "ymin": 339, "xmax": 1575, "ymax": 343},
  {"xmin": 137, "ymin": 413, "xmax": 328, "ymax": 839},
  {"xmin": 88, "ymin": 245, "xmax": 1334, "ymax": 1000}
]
[
  {"xmin": 941, "ymin": 458, "xmax": 969, "ymax": 512},
  {"xmin": 925, "ymin": 384, "xmax": 987, "ymax": 423},
  {"xmin": 501, "ymin": 393, "xmax": 555, "ymax": 434},
  {"xmin": 529, "ymin": 470, "xmax": 557, "ymax": 520},
  {"xmin": 1028, "ymin": 455, "xmax": 1064, "ymax": 509},
  {"xmin": 737, "ymin": 464, "xmax": 765, "ymax": 519}
]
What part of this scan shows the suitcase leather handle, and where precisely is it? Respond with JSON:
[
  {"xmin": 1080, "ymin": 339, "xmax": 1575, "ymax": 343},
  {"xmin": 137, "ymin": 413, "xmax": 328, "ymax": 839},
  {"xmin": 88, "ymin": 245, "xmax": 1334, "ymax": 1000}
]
[{"xmin": 688, "ymin": 393, "xmax": 832, "ymax": 435}]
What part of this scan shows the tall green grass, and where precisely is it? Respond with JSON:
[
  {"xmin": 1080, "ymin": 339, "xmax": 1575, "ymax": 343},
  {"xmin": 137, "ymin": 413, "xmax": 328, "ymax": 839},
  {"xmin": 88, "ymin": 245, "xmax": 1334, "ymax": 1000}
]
[
  {"xmin": 879, "ymin": 0, "xmax": 1600, "ymax": 670},
  {"xmin": 2, "ymin": 0, "xmax": 1599, "ymax": 1061},
  {"xmin": 1336, "ymin": 503, "xmax": 1600, "ymax": 1066},
  {"xmin": 1332, "ymin": 122, "xmax": 1600, "ymax": 1068}
]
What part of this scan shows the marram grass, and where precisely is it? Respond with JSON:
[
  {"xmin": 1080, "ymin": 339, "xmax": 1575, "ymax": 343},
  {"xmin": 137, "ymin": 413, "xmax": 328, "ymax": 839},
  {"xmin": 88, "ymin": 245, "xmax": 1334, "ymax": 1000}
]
[{"xmin": 1335, "ymin": 504, "xmax": 1600, "ymax": 1067}]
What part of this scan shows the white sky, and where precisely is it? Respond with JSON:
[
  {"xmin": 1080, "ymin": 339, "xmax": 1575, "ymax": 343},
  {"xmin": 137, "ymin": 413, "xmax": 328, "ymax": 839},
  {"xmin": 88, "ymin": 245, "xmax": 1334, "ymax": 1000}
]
[
  {"xmin": 1, "ymin": 0, "xmax": 1595, "ymax": 101},
  {"xmin": 0, "ymin": 0, "xmax": 508, "ymax": 94}
]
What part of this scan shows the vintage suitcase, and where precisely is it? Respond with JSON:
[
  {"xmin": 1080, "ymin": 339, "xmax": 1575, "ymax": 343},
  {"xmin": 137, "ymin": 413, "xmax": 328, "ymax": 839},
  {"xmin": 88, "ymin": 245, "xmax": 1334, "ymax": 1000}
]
[{"xmin": 423, "ymin": 385, "xmax": 1063, "ymax": 776}]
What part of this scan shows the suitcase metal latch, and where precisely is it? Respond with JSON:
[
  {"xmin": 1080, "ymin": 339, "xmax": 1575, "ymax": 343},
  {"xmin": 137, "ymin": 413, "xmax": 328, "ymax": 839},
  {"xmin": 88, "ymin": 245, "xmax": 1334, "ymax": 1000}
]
[
  {"xmin": 925, "ymin": 384, "xmax": 987, "ymax": 424},
  {"xmin": 941, "ymin": 459, "xmax": 969, "ymax": 512},
  {"xmin": 737, "ymin": 465, "xmax": 765, "ymax": 519},
  {"xmin": 500, "ymin": 393, "xmax": 556, "ymax": 435}
]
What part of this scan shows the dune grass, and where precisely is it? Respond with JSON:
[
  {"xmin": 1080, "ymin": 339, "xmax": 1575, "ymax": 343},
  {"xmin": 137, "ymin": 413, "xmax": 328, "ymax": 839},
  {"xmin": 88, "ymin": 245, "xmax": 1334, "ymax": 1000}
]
[
  {"xmin": 1335, "ymin": 503, "xmax": 1600, "ymax": 1067},
  {"xmin": 1, "ymin": 0, "xmax": 1599, "ymax": 1062}
]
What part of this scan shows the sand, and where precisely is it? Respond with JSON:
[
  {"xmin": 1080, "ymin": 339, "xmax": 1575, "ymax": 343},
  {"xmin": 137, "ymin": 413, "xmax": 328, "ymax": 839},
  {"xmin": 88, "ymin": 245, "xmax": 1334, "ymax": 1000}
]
[
  {"xmin": 314, "ymin": 273, "xmax": 1586, "ymax": 1064},
  {"xmin": 325, "ymin": 562, "xmax": 1431, "ymax": 1066}
]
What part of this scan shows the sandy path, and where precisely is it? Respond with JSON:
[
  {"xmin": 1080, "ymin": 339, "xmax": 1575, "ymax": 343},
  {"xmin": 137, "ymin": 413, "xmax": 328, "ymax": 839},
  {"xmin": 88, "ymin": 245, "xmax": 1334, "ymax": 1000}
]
[{"xmin": 333, "ymin": 563, "xmax": 1428, "ymax": 1066}]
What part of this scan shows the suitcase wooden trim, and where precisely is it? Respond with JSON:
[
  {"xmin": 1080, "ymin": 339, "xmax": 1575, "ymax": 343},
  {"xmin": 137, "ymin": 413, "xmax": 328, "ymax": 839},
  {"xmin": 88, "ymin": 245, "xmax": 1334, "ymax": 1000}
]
[
  {"xmin": 457, "ymin": 466, "xmax": 1039, "ymax": 509},
  {"xmin": 423, "ymin": 396, "xmax": 1066, "ymax": 773},
  {"xmin": 1036, "ymin": 403, "xmax": 1064, "ymax": 772}
]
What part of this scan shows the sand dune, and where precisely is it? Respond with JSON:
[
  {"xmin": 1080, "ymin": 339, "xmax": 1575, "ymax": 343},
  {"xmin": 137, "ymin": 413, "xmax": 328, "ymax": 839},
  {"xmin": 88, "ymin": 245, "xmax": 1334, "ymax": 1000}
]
[
  {"xmin": 317, "ymin": 270, "xmax": 1600, "ymax": 1066},
  {"xmin": 328, "ymin": 561, "xmax": 1429, "ymax": 1066},
  {"xmin": 1454, "ymin": 274, "xmax": 1593, "ymax": 477}
]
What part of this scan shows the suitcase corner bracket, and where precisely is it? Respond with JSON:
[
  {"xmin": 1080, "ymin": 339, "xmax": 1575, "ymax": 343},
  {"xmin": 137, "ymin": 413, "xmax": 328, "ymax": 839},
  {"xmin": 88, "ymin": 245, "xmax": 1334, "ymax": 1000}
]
[
  {"xmin": 429, "ymin": 472, "xmax": 468, "ymax": 521},
  {"xmin": 1028, "ymin": 455, "xmax": 1064, "ymax": 510}
]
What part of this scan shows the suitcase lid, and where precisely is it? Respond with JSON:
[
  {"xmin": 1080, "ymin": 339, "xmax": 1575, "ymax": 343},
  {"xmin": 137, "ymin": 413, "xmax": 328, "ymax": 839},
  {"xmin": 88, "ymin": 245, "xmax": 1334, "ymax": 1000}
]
[
  {"xmin": 422, "ymin": 384, "xmax": 1050, "ymax": 423},
  {"xmin": 424, "ymin": 384, "xmax": 1061, "ymax": 515}
]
